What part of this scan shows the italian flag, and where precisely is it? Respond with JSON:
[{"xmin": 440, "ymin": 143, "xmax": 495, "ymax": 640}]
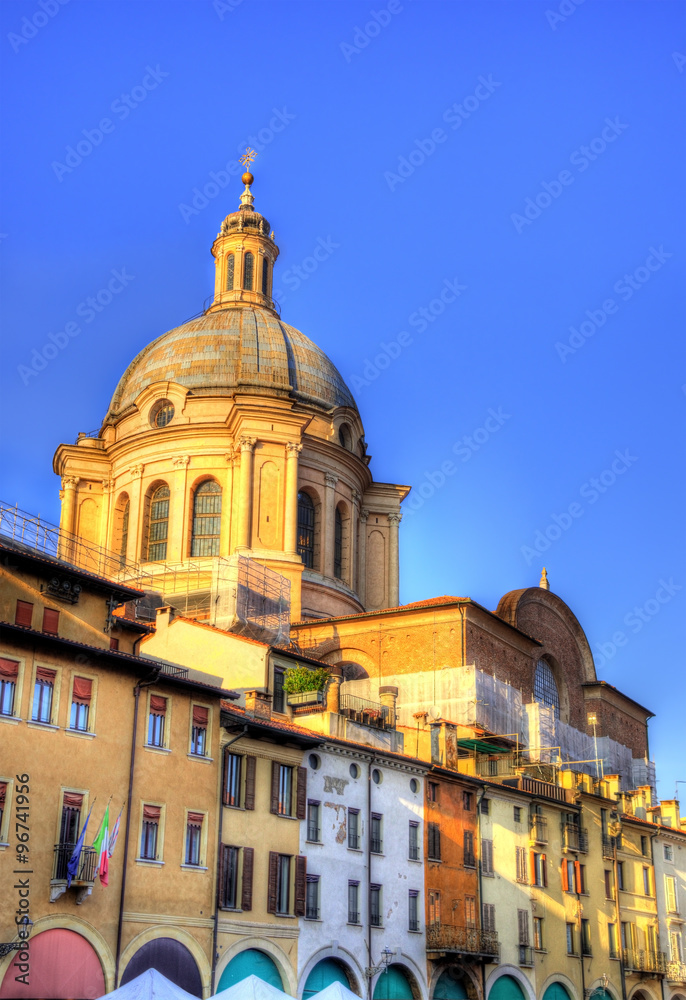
[{"xmin": 92, "ymin": 805, "xmax": 110, "ymax": 887}]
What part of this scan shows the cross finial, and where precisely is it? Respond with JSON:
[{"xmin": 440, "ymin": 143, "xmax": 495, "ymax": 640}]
[{"xmin": 240, "ymin": 148, "xmax": 257, "ymax": 170}]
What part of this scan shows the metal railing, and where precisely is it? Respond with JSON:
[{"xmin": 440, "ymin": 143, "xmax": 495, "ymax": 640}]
[
  {"xmin": 52, "ymin": 843, "xmax": 97, "ymax": 882},
  {"xmin": 519, "ymin": 945, "xmax": 534, "ymax": 966},
  {"xmin": 563, "ymin": 823, "xmax": 588, "ymax": 852},
  {"xmin": 153, "ymin": 659, "xmax": 189, "ymax": 680},
  {"xmin": 339, "ymin": 694, "xmax": 393, "ymax": 730},
  {"xmin": 370, "ymin": 912, "xmax": 382, "ymax": 927},
  {"xmin": 519, "ymin": 775, "xmax": 570, "ymax": 802},
  {"xmin": 464, "ymin": 852, "xmax": 476, "ymax": 868},
  {"xmin": 348, "ymin": 911, "xmax": 359, "ymax": 924},
  {"xmin": 409, "ymin": 844, "xmax": 420, "ymax": 860},
  {"xmin": 623, "ymin": 950, "xmax": 667, "ymax": 974},
  {"xmin": 409, "ymin": 918, "xmax": 420, "ymax": 932},
  {"xmin": 74, "ymin": 429, "xmax": 102, "ymax": 445},
  {"xmin": 531, "ymin": 815, "xmax": 548, "ymax": 843},
  {"xmin": 602, "ymin": 835, "xmax": 615, "ymax": 859},
  {"xmin": 666, "ymin": 961, "xmax": 686, "ymax": 983},
  {"xmin": 371, "ymin": 837, "xmax": 383, "ymax": 854},
  {"xmin": 426, "ymin": 923, "xmax": 499, "ymax": 957}
]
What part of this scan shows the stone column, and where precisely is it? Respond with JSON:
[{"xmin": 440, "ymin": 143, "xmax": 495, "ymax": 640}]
[
  {"xmin": 388, "ymin": 512, "xmax": 401, "ymax": 607},
  {"xmin": 99, "ymin": 479, "xmax": 114, "ymax": 561},
  {"xmin": 322, "ymin": 474, "xmax": 338, "ymax": 578},
  {"xmin": 357, "ymin": 508, "xmax": 369, "ymax": 607},
  {"xmin": 169, "ymin": 456, "xmax": 190, "ymax": 562},
  {"xmin": 59, "ymin": 476, "xmax": 79, "ymax": 562},
  {"xmin": 128, "ymin": 464, "xmax": 145, "ymax": 563},
  {"xmin": 236, "ymin": 437, "xmax": 256, "ymax": 551},
  {"xmin": 284, "ymin": 442, "xmax": 302, "ymax": 553},
  {"xmin": 224, "ymin": 448, "xmax": 238, "ymax": 554},
  {"xmin": 350, "ymin": 489, "xmax": 360, "ymax": 593},
  {"xmin": 327, "ymin": 667, "xmax": 343, "ymax": 714}
]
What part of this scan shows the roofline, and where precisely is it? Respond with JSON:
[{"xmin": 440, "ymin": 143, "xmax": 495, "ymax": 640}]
[
  {"xmin": 0, "ymin": 539, "xmax": 144, "ymax": 600},
  {"xmin": 166, "ymin": 615, "xmax": 331, "ymax": 666},
  {"xmin": 0, "ymin": 621, "xmax": 235, "ymax": 697},
  {"xmin": 581, "ymin": 680, "xmax": 654, "ymax": 718}
]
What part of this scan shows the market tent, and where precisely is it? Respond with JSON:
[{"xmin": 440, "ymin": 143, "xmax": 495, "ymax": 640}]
[
  {"xmin": 96, "ymin": 968, "xmax": 196, "ymax": 1000},
  {"xmin": 308, "ymin": 980, "xmax": 362, "ymax": 1000},
  {"xmin": 211, "ymin": 973, "xmax": 291, "ymax": 1000}
]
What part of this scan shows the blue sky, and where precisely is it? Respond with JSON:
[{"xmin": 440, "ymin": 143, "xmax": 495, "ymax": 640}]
[{"xmin": 1, "ymin": 0, "xmax": 684, "ymax": 797}]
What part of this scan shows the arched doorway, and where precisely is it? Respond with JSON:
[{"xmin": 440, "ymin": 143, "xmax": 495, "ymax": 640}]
[
  {"xmin": 373, "ymin": 965, "xmax": 414, "ymax": 1000},
  {"xmin": 542, "ymin": 985, "xmax": 572, "ymax": 1000},
  {"xmin": 303, "ymin": 959, "xmax": 356, "ymax": 999},
  {"xmin": 121, "ymin": 938, "xmax": 202, "ymax": 996},
  {"xmin": 489, "ymin": 976, "xmax": 527, "ymax": 1000},
  {"xmin": 218, "ymin": 949, "xmax": 284, "ymax": 991},
  {"xmin": 434, "ymin": 969, "xmax": 469, "ymax": 1000},
  {"xmin": 0, "ymin": 928, "xmax": 105, "ymax": 998}
]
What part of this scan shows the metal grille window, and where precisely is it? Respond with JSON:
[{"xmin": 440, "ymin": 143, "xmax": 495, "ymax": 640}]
[
  {"xmin": 225, "ymin": 753, "xmax": 242, "ymax": 807},
  {"xmin": 152, "ymin": 401, "xmax": 175, "ymax": 428},
  {"xmin": 261, "ymin": 256, "xmax": 269, "ymax": 294},
  {"xmin": 243, "ymin": 252, "xmax": 254, "ymax": 290},
  {"xmin": 307, "ymin": 801, "xmax": 321, "ymax": 842},
  {"xmin": 348, "ymin": 809, "xmax": 360, "ymax": 849},
  {"xmin": 297, "ymin": 492, "xmax": 315, "ymax": 568},
  {"xmin": 305, "ymin": 875, "xmax": 320, "ymax": 919},
  {"xmin": 371, "ymin": 813, "xmax": 383, "ymax": 854},
  {"xmin": 428, "ymin": 822, "xmax": 441, "ymax": 861},
  {"xmin": 147, "ymin": 485, "xmax": 170, "ymax": 561},
  {"xmin": 191, "ymin": 481, "xmax": 222, "ymax": 557},
  {"xmin": 409, "ymin": 890, "xmax": 419, "ymax": 931},
  {"xmin": 409, "ymin": 821, "xmax": 419, "ymax": 860},
  {"xmin": 348, "ymin": 881, "xmax": 360, "ymax": 923},
  {"xmin": 370, "ymin": 884, "xmax": 382, "ymax": 926},
  {"xmin": 534, "ymin": 659, "xmax": 560, "ymax": 718},
  {"xmin": 226, "ymin": 254, "xmax": 235, "ymax": 290},
  {"xmin": 276, "ymin": 855, "xmax": 290, "ymax": 914},
  {"xmin": 221, "ymin": 845, "xmax": 239, "ymax": 908},
  {"xmin": 334, "ymin": 508, "xmax": 343, "ymax": 579}
]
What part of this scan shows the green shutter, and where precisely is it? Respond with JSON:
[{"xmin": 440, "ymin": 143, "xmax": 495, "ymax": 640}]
[{"xmin": 218, "ymin": 949, "xmax": 283, "ymax": 990}]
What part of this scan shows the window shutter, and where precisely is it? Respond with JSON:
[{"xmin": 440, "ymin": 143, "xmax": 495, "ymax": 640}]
[
  {"xmin": 542, "ymin": 854, "xmax": 548, "ymax": 887},
  {"xmin": 267, "ymin": 851, "xmax": 278, "ymax": 913},
  {"xmin": 574, "ymin": 860, "xmax": 581, "ymax": 894},
  {"xmin": 294, "ymin": 855, "xmax": 307, "ymax": 917},
  {"xmin": 222, "ymin": 752, "xmax": 229, "ymax": 807},
  {"xmin": 482, "ymin": 839, "xmax": 493, "ymax": 874},
  {"xmin": 219, "ymin": 844, "xmax": 228, "ymax": 906},
  {"xmin": 244, "ymin": 755, "xmax": 256, "ymax": 810},
  {"xmin": 143, "ymin": 804, "xmax": 161, "ymax": 821},
  {"xmin": 42, "ymin": 608, "xmax": 60, "ymax": 634},
  {"xmin": 561, "ymin": 859, "xmax": 569, "ymax": 891},
  {"xmin": 15, "ymin": 601, "xmax": 33, "ymax": 627},
  {"xmin": 72, "ymin": 677, "xmax": 92, "ymax": 705},
  {"xmin": 193, "ymin": 705, "xmax": 208, "ymax": 726},
  {"xmin": 270, "ymin": 761, "xmax": 280, "ymax": 814},
  {"xmin": 0, "ymin": 658, "xmax": 19, "ymax": 679},
  {"xmin": 150, "ymin": 695, "xmax": 167, "ymax": 714},
  {"xmin": 296, "ymin": 767, "xmax": 307, "ymax": 820},
  {"xmin": 518, "ymin": 909, "xmax": 529, "ymax": 945},
  {"xmin": 241, "ymin": 847, "xmax": 254, "ymax": 911},
  {"xmin": 530, "ymin": 851, "xmax": 536, "ymax": 885}
]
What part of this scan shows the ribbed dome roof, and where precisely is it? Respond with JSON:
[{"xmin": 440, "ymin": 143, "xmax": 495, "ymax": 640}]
[{"xmin": 107, "ymin": 305, "xmax": 357, "ymax": 418}]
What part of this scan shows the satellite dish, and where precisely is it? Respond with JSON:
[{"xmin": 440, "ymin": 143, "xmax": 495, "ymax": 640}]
[{"xmin": 428, "ymin": 706, "xmax": 441, "ymax": 721}]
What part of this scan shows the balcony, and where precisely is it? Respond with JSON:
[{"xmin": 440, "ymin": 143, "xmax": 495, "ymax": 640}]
[
  {"xmin": 530, "ymin": 815, "xmax": 548, "ymax": 843},
  {"xmin": 426, "ymin": 923, "xmax": 500, "ymax": 959},
  {"xmin": 518, "ymin": 946, "xmax": 534, "ymax": 967},
  {"xmin": 50, "ymin": 843, "xmax": 97, "ymax": 903},
  {"xmin": 623, "ymin": 950, "xmax": 667, "ymax": 975},
  {"xmin": 563, "ymin": 824, "xmax": 588, "ymax": 853},
  {"xmin": 666, "ymin": 961, "xmax": 686, "ymax": 983},
  {"xmin": 340, "ymin": 694, "xmax": 394, "ymax": 730},
  {"xmin": 602, "ymin": 835, "xmax": 615, "ymax": 860}
]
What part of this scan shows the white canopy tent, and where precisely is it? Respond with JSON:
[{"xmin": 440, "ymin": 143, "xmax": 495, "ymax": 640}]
[
  {"xmin": 96, "ymin": 968, "xmax": 197, "ymax": 1000},
  {"xmin": 211, "ymin": 973, "xmax": 292, "ymax": 1000},
  {"xmin": 309, "ymin": 982, "xmax": 363, "ymax": 1000}
]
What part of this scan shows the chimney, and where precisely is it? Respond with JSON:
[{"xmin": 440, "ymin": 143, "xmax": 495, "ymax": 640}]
[
  {"xmin": 327, "ymin": 666, "xmax": 343, "ymax": 714},
  {"xmin": 379, "ymin": 685, "xmax": 398, "ymax": 727},
  {"xmin": 245, "ymin": 690, "xmax": 272, "ymax": 721},
  {"xmin": 155, "ymin": 606, "xmax": 175, "ymax": 629}
]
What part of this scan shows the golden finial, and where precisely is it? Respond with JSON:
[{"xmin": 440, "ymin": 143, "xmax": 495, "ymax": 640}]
[
  {"xmin": 539, "ymin": 567, "xmax": 549, "ymax": 591},
  {"xmin": 240, "ymin": 147, "xmax": 256, "ymax": 185}
]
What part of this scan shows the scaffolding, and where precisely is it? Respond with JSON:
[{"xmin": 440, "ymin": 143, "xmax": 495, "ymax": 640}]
[{"xmin": 210, "ymin": 556, "xmax": 291, "ymax": 646}]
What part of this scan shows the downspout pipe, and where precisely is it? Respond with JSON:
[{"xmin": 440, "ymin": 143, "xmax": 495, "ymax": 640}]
[
  {"xmin": 211, "ymin": 726, "xmax": 249, "ymax": 994},
  {"xmin": 115, "ymin": 671, "xmax": 159, "ymax": 988},
  {"xmin": 367, "ymin": 754, "xmax": 376, "ymax": 1000},
  {"xmin": 475, "ymin": 785, "xmax": 486, "ymax": 1000}
]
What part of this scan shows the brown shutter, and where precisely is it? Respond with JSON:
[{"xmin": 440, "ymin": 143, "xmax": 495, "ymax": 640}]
[
  {"xmin": 267, "ymin": 851, "xmax": 278, "ymax": 913},
  {"xmin": 222, "ymin": 751, "xmax": 229, "ymax": 806},
  {"xmin": 63, "ymin": 792, "xmax": 84, "ymax": 808},
  {"xmin": 244, "ymin": 756, "xmax": 256, "ymax": 810},
  {"xmin": 296, "ymin": 766, "xmax": 307, "ymax": 820},
  {"xmin": 270, "ymin": 760, "xmax": 280, "ymax": 814},
  {"xmin": 187, "ymin": 811, "xmax": 204, "ymax": 826},
  {"xmin": 109, "ymin": 637, "xmax": 119, "ymax": 650},
  {"xmin": 14, "ymin": 601, "xmax": 33, "ymax": 627},
  {"xmin": 42, "ymin": 608, "xmax": 60, "ymax": 634},
  {"xmin": 294, "ymin": 855, "xmax": 307, "ymax": 917},
  {"xmin": 241, "ymin": 847, "xmax": 254, "ymax": 911}
]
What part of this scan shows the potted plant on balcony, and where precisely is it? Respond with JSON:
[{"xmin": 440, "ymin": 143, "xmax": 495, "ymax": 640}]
[{"xmin": 284, "ymin": 665, "xmax": 329, "ymax": 706}]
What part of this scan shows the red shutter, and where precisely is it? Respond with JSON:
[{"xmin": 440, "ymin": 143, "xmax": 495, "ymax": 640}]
[
  {"xmin": 542, "ymin": 854, "xmax": 548, "ymax": 887},
  {"xmin": 267, "ymin": 851, "xmax": 278, "ymax": 913},
  {"xmin": 0, "ymin": 658, "xmax": 19, "ymax": 678},
  {"xmin": 42, "ymin": 608, "xmax": 60, "ymax": 635},
  {"xmin": 296, "ymin": 766, "xmax": 307, "ymax": 820},
  {"xmin": 574, "ymin": 860, "xmax": 581, "ymax": 894},
  {"xmin": 63, "ymin": 792, "xmax": 83, "ymax": 808},
  {"xmin": 0, "ymin": 782, "xmax": 7, "ymax": 809},
  {"xmin": 270, "ymin": 760, "xmax": 280, "ymax": 814},
  {"xmin": 561, "ymin": 859, "xmax": 569, "ymax": 891},
  {"xmin": 36, "ymin": 666, "xmax": 56, "ymax": 683},
  {"xmin": 294, "ymin": 855, "xmax": 307, "ymax": 917},
  {"xmin": 15, "ymin": 601, "xmax": 33, "ymax": 627},
  {"xmin": 193, "ymin": 705, "xmax": 209, "ymax": 727},
  {"xmin": 187, "ymin": 811, "xmax": 204, "ymax": 826},
  {"xmin": 143, "ymin": 804, "xmax": 161, "ymax": 820},
  {"xmin": 530, "ymin": 851, "xmax": 536, "ymax": 885},
  {"xmin": 244, "ymin": 756, "xmax": 256, "ymax": 811},
  {"xmin": 150, "ymin": 695, "xmax": 167, "ymax": 714},
  {"xmin": 109, "ymin": 637, "xmax": 119, "ymax": 650},
  {"xmin": 241, "ymin": 847, "xmax": 254, "ymax": 911},
  {"xmin": 72, "ymin": 677, "xmax": 92, "ymax": 705}
]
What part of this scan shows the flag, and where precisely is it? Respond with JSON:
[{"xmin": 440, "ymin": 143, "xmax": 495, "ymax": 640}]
[
  {"xmin": 92, "ymin": 805, "xmax": 110, "ymax": 887},
  {"xmin": 66, "ymin": 803, "xmax": 94, "ymax": 887},
  {"xmin": 108, "ymin": 806, "xmax": 123, "ymax": 858}
]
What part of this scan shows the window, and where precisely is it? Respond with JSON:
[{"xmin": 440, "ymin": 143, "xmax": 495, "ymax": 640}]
[
  {"xmin": 666, "ymin": 875, "xmax": 678, "ymax": 913},
  {"xmin": 224, "ymin": 753, "xmax": 243, "ymax": 807},
  {"xmin": 243, "ymin": 251, "xmax": 254, "ymax": 290},
  {"xmin": 109, "ymin": 637, "xmax": 119, "ymax": 651},
  {"xmin": 261, "ymin": 256, "xmax": 270, "ymax": 295},
  {"xmin": 517, "ymin": 909, "xmax": 530, "ymax": 945},
  {"xmin": 32, "ymin": 667, "xmax": 55, "ymax": 723},
  {"xmin": 428, "ymin": 889, "xmax": 441, "ymax": 925},
  {"xmin": 15, "ymin": 600, "xmax": 33, "ymax": 627},
  {"xmin": 55, "ymin": 792, "xmax": 84, "ymax": 878},
  {"xmin": 147, "ymin": 485, "xmax": 170, "ymax": 560},
  {"xmin": 578, "ymin": 863, "xmax": 586, "ymax": 893},
  {"xmin": 220, "ymin": 845, "xmax": 240, "ymax": 908},
  {"xmin": 277, "ymin": 764, "xmax": 292, "ymax": 816},
  {"xmin": 297, "ymin": 492, "xmax": 315, "ymax": 568},
  {"xmin": 185, "ymin": 812, "xmax": 203, "ymax": 865},
  {"xmin": 643, "ymin": 866, "xmax": 652, "ymax": 896},
  {"xmin": 562, "ymin": 858, "xmax": 576, "ymax": 892},
  {"xmin": 566, "ymin": 922, "xmax": 576, "ymax": 955},
  {"xmin": 664, "ymin": 844, "xmax": 674, "ymax": 862},
  {"xmin": 463, "ymin": 791, "xmax": 473, "ymax": 810},
  {"xmin": 670, "ymin": 931, "xmax": 683, "ymax": 963},
  {"xmin": 533, "ymin": 917, "xmax": 544, "ymax": 951},
  {"xmin": 370, "ymin": 884, "xmax": 382, "ymax": 926},
  {"xmin": 641, "ymin": 835, "xmax": 650, "ymax": 857},
  {"xmin": 407, "ymin": 890, "xmax": 419, "ymax": 931},
  {"xmin": 480, "ymin": 798, "xmax": 490, "ymax": 815},
  {"xmin": 465, "ymin": 895, "xmax": 476, "ymax": 928},
  {"xmin": 305, "ymin": 875, "xmax": 320, "ymax": 919},
  {"xmin": 70, "ymin": 677, "xmax": 92, "ymax": 731},
  {"xmin": 0, "ymin": 781, "xmax": 7, "ymax": 839},
  {"xmin": 147, "ymin": 695, "xmax": 167, "ymax": 747},
  {"xmin": 0, "ymin": 658, "xmax": 19, "ymax": 716},
  {"xmin": 532, "ymin": 851, "xmax": 547, "ymax": 887},
  {"xmin": 140, "ymin": 804, "xmax": 160, "ymax": 860},
  {"xmin": 464, "ymin": 830, "xmax": 475, "ymax": 867},
  {"xmin": 273, "ymin": 667, "xmax": 285, "ymax": 714},
  {"xmin": 409, "ymin": 821, "xmax": 419, "ymax": 860},
  {"xmin": 307, "ymin": 801, "xmax": 321, "ymax": 842},
  {"xmin": 483, "ymin": 903, "xmax": 496, "ymax": 933},
  {"xmin": 608, "ymin": 922, "xmax": 618, "ymax": 958},
  {"xmin": 410, "ymin": 778, "xmax": 419, "ymax": 794},
  {"xmin": 191, "ymin": 481, "xmax": 222, "ymax": 557},
  {"xmin": 309, "ymin": 753, "xmax": 321, "ymax": 770},
  {"xmin": 372, "ymin": 768, "xmax": 382, "ymax": 785},
  {"xmin": 514, "ymin": 806, "xmax": 522, "ymax": 823},
  {"xmin": 481, "ymin": 838, "xmax": 494, "ymax": 876},
  {"xmin": 226, "ymin": 253, "xmax": 235, "ymax": 290},
  {"xmin": 190, "ymin": 705, "xmax": 208, "ymax": 755},
  {"xmin": 349, "ymin": 763, "xmax": 360, "ymax": 779},
  {"xmin": 371, "ymin": 813, "xmax": 383, "ymax": 854},
  {"xmin": 427, "ymin": 781, "xmax": 439, "ymax": 802},
  {"xmin": 581, "ymin": 918, "xmax": 592, "ymax": 956},
  {"xmin": 534, "ymin": 658, "xmax": 560, "ymax": 718},
  {"xmin": 117, "ymin": 496, "xmax": 130, "ymax": 566},
  {"xmin": 348, "ymin": 881, "xmax": 360, "ymax": 923},
  {"xmin": 273, "ymin": 855, "xmax": 290, "ymax": 912},
  {"xmin": 334, "ymin": 508, "xmax": 343, "ymax": 579},
  {"xmin": 150, "ymin": 400, "xmax": 174, "ymax": 428},
  {"xmin": 348, "ymin": 808, "xmax": 360, "ymax": 849},
  {"xmin": 428, "ymin": 822, "xmax": 441, "ymax": 861},
  {"xmin": 617, "ymin": 861, "xmax": 625, "ymax": 890},
  {"xmin": 42, "ymin": 608, "xmax": 59, "ymax": 635},
  {"xmin": 604, "ymin": 869, "xmax": 614, "ymax": 899}
]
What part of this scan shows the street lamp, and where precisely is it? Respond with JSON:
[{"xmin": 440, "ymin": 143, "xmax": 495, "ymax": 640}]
[
  {"xmin": 0, "ymin": 916, "xmax": 33, "ymax": 959},
  {"xmin": 365, "ymin": 948, "xmax": 395, "ymax": 979},
  {"xmin": 585, "ymin": 974, "xmax": 610, "ymax": 998}
]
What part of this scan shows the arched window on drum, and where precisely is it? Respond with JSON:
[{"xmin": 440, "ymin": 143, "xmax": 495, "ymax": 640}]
[
  {"xmin": 534, "ymin": 658, "xmax": 560, "ymax": 719},
  {"xmin": 191, "ymin": 481, "xmax": 222, "ymax": 557}
]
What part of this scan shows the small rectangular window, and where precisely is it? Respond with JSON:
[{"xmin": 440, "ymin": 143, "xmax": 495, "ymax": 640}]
[
  {"xmin": 481, "ymin": 838, "xmax": 494, "ymax": 876},
  {"xmin": 409, "ymin": 821, "xmax": 419, "ymax": 860},
  {"xmin": 665, "ymin": 875, "xmax": 678, "ymax": 913},
  {"xmin": 32, "ymin": 667, "xmax": 55, "ymax": 723},
  {"xmin": 480, "ymin": 798, "xmax": 490, "ymax": 815},
  {"xmin": 533, "ymin": 917, "xmax": 544, "ymax": 951},
  {"xmin": 371, "ymin": 813, "xmax": 383, "ymax": 854},
  {"xmin": 514, "ymin": 806, "xmax": 522, "ymax": 823},
  {"xmin": 428, "ymin": 890, "xmax": 441, "ymax": 925},
  {"xmin": 278, "ymin": 764, "xmax": 293, "ymax": 816},
  {"xmin": 641, "ymin": 835, "xmax": 649, "ymax": 857},
  {"xmin": 427, "ymin": 781, "xmax": 439, "ymax": 802},
  {"xmin": 220, "ymin": 845, "xmax": 240, "ymax": 908},
  {"xmin": 370, "ymin": 884, "xmax": 382, "ymax": 926},
  {"xmin": 463, "ymin": 791, "xmax": 473, "ymax": 811},
  {"xmin": 566, "ymin": 923, "xmax": 576, "ymax": 955},
  {"xmin": 348, "ymin": 809, "xmax": 360, "ymax": 850},
  {"xmin": 225, "ymin": 753, "xmax": 242, "ymax": 807},
  {"xmin": 307, "ymin": 801, "xmax": 321, "ymax": 842},
  {"xmin": 148, "ymin": 695, "xmax": 167, "ymax": 747},
  {"xmin": 140, "ymin": 804, "xmax": 161, "ymax": 860},
  {"xmin": 191, "ymin": 705, "xmax": 208, "ymax": 756},
  {"xmin": 617, "ymin": 861, "xmax": 625, "ymax": 891},
  {"xmin": 464, "ymin": 831, "xmax": 475, "ymax": 867},
  {"xmin": 348, "ymin": 881, "xmax": 360, "ymax": 923},
  {"xmin": 516, "ymin": 846, "xmax": 528, "ymax": 883},
  {"xmin": 517, "ymin": 909, "xmax": 530, "ymax": 945},
  {"xmin": 185, "ymin": 812, "xmax": 203, "ymax": 865},
  {"xmin": 109, "ymin": 637, "xmax": 119, "ymax": 651},
  {"xmin": 70, "ymin": 676, "xmax": 92, "ymax": 731},
  {"xmin": 465, "ymin": 895, "xmax": 476, "ymax": 928},
  {"xmin": 276, "ymin": 854, "xmax": 290, "ymax": 914},
  {"xmin": 643, "ymin": 867, "xmax": 651, "ymax": 896},
  {"xmin": 305, "ymin": 875, "xmax": 320, "ymax": 920},
  {"xmin": 664, "ymin": 844, "xmax": 674, "ymax": 862},
  {"xmin": 409, "ymin": 890, "xmax": 420, "ymax": 931},
  {"xmin": 581, "ymin": 918, "xmax": 592, "ymax": 955},
  {"xmin": 0, "ymin": 658, "xmax": 19, "ymax": 717},
  {"xmin": 273, "ymin": 668, "xmax": 285, "ymax": 714},
  {"xmin": 15, "ymin": 600, "xmax": 33, "ymax": 628},
  {"xmin": 428, "ymin": 822, "xmax": 441, "ymax": 861},
  {"xmin": 608, "ymin": 923, "xmax": 618, "ymax": 958},
  {"xmin": 42, "ymin": 607, "xmax": 60, "ymax": 635},
  {"xmin": 604, "ymin": 870, "xmax": 614, "ymax": 899}
]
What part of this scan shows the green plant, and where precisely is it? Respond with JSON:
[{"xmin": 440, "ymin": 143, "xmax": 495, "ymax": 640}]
[{"xmin": 283, "ymin": 665, "xmax": 329, "ymax": 694}]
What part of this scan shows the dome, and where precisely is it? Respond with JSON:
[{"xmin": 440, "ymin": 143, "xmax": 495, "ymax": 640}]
[{"xmin": 106, "ymin": 305, "xmax": 357, "ymax": 418}]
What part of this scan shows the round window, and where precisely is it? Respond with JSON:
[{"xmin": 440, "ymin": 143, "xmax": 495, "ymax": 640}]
[
  {"xmin": 150, "ymin": 399, "xmax": 175, "ymax": 428},
  {"xmin": 349, "ymin": 763, "xmax": 360, "ymax": 779},
  {"xmin": 372, "ymin": 768, "xmax": 382, "ymax": 785},
  {"xmin": 309, "ymin": 753, "xmax": 321, "ymax": 771},
  {"xmin": 410, "ymin": 778, "xmax": 419, "ymax": 794}
]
